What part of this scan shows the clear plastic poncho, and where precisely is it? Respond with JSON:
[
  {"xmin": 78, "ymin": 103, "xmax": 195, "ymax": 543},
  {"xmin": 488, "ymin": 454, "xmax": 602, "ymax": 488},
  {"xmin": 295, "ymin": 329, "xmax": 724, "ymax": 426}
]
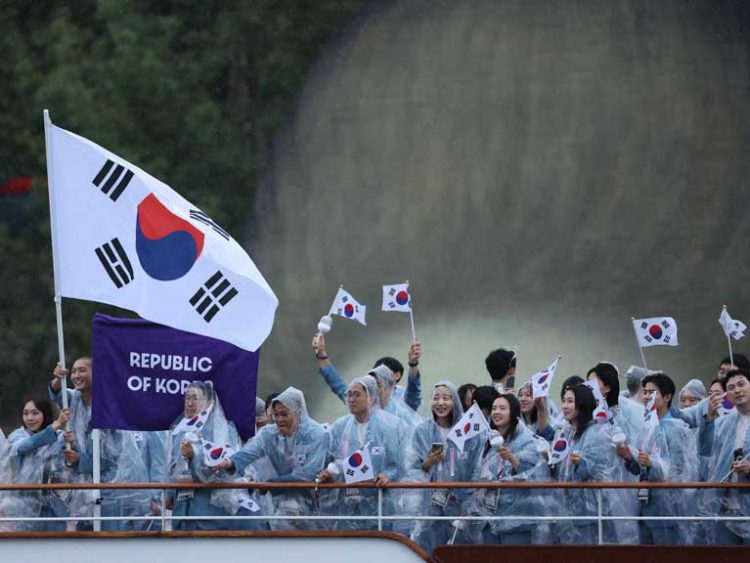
[
  {"xmin": 326, "ymin": 377, "xmax": 403, "ymax": 531},
  {"xmin": 406, "ymin": 381, "xmax": 482, "ymax": 551},
  {"xmin": 229, "ymin": 386, "xmax": 329, "ymax": 530},
  {"xmin": 169, "ymin": 381, "xmax": 259, "ymax": 531},
  {"xmin": 697, "ymin": 410, "xmax": 750, "ymax": 543}
]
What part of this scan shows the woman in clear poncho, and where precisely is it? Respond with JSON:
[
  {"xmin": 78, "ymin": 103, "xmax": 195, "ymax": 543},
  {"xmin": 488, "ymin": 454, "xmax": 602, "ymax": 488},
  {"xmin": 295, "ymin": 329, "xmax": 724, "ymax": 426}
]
[
  {"xmin": 169, "ymin": 381, "xmax": 260, "ymax": 531},
  {"xmin": 406, "ymin": 381, "xmax": 482, "ymax": 551},
  {"xmin": 555, "ymin": 384, "xmax": 619, "ymax": 544},
  {"xmin": 317, "ymin": 376, "xmax": 402, "ymax": 531},
  {"xmin": 517, "ymin": 382, "xmax": 555, "ymax": 441},
  {"xmin": 586, "ymin": 362, "xmax": 641, "ymax": 544},
  {"xmin": 217, "ymin": 386, "xmax": 328, "ymax": 530},
  {"xmin": 5, "ymin": 398, "xmax": 71, "ymax": 531},
  {"xmin": 467, "ymin": 394, "xmax": 551, "ymax": 545}
]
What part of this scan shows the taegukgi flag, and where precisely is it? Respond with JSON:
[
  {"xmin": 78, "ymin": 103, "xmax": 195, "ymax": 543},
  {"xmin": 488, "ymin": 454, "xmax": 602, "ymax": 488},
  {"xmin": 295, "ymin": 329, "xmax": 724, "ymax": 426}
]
[
  {"xmin": 643, "ymin": 390, "xmax": 659, "ymax": 431},
  {"xmin": 719, "ymin": 308, "xmax": 746, "ymax": 341},
  {"xmin": 632, "ymin": 317, "xmax": 678, "ymax": 347},
  {"xmin": 531, "ymin": 357, "xmax": 560, "ymax": 398},
  {"xmin": 447, "ymin": 403, "xmax": 490, "ymax": 452},
  {"xmin": 328, "ymin": 287, "xmax": 366, "ymax": 325},
  {"xmin": 382, "ymin": 283, "xmax": 411, "ymax": 312},
  {"xmin": 548, "ymin": 427, "xmax": 570, "ymax": 466},
  {"xmin": 45, "ymin": 114, "xmax": 278, "ymax": 352},
  {"xmin": 344, "ymin": 442, "xmax": 375, "ymax": 484}
]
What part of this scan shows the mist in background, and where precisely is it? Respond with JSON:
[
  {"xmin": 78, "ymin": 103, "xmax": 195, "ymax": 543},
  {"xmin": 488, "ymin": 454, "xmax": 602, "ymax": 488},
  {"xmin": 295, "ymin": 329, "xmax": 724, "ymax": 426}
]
[{"xmin": 249, "ymin": 0, "xmax": 750, "ymax": 420}]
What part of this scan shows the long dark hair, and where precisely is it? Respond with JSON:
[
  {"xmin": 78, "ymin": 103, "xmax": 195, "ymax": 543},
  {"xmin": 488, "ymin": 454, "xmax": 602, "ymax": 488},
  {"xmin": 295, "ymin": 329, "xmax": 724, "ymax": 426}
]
[
  {"xmin": 490, "ymin": 393, "xmax": 521, "ymax": 440},
  {"xmin": 22, "ymin": 397, "xmax": 54, "ymax": 431},
  {"xmin": 587, "ymin": 362, "xmax": 619, "ymax": 407},
  {"xmin": 569, "ymin": 385, "xmax": 596, "ymax": 439}
]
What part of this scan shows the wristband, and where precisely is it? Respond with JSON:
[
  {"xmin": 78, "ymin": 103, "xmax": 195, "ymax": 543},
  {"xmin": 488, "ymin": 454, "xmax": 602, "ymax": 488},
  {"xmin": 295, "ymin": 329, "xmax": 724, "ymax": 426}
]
[
  {"xmin": 408, "ymin": 360, "xmax": 419, "ymax": 367},
  {"xmin": 316, "ymin": 354, "xmax": 329, "ymax": 360}
]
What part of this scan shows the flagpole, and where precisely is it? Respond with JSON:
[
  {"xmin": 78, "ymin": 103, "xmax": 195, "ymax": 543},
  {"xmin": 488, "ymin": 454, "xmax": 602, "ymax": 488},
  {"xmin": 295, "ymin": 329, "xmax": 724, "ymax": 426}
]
[
  {"xmin": 406, "ymin": 280, "xmax": 416, "ymax": 341},
  {"xmin": 43, "ymin": 110, "xmax": 69, "ymax": 412},
  {"xmin": 722, "ymin": 305, "xmax": 734, "ymax": 366},
  {"xmin": 631, "ymin": 317, "xmax": 648, "ymax": 369}
]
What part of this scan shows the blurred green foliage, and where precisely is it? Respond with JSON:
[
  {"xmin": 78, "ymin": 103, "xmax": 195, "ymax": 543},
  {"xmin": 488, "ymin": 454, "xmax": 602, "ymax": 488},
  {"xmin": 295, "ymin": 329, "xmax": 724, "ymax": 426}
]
[{"xmin": 0, "ymin": 0, "xmax": 362, "ymax": 430}]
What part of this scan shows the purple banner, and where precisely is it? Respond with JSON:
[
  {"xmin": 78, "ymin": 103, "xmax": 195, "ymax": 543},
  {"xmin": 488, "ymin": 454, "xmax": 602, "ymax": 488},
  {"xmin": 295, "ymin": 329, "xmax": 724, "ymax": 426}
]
[{"xmin": 91, "ymin": 313, "xmax": 258, "ymax": 441}]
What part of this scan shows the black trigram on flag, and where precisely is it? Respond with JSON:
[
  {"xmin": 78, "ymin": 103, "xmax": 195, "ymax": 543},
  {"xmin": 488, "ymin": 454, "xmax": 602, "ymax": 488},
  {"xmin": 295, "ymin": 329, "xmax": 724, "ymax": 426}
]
[
  {"xmin": 190, "ymin": 271, "xmax": 238, "ymax": 322},
  {"xmin": 92, "ymin": 160, "xmax": 134, "ymax": 202},
  {"xmin": 189, "ymin": 210, "xmax": 230, "ymax": 240},
  {"xmin": 453, "ymin": 428, "xmax": 463, "ymax": 438},
  {"xmin": 346, "ymin": 468, "xmax": 355, "ymax": 477},
  {"xmin": 359, "ymin": 464, "xmax": 370, "ymax": 474},
  {"xmin": 95, "ymin": 238, "xmax": 134, "ymax": 288}
]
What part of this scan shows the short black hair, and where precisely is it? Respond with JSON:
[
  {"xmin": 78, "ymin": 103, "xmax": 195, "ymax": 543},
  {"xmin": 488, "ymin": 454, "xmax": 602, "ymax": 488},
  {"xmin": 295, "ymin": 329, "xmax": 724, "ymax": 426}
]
[
  {"xmin": 723, "ymin": 369, "xmax": 750, "ymax": 391},
  {"xmin": 720, "ymin": 353, "xmax": 749, "ymax": 370},
  {"xmin": 641, "ymin": 372, "xmax": 676, "ymax": 406},
  {"xmin": 374, "ymin": 356, "xmax": 403, "ymax": 376},
  {"xmin": 264, "ymin": 392, "xmax": 280, "ymax": 411},
  {"xmin": 587, "ymin": 363, "xmax": 620, "ymax": 408},
  {"xmin": 484, "ymin": 348, "xmax": 517, "ymax": 381},
  {"xmin": 473, "ymin": 385, "xmax": 500, "ymax": 414}
]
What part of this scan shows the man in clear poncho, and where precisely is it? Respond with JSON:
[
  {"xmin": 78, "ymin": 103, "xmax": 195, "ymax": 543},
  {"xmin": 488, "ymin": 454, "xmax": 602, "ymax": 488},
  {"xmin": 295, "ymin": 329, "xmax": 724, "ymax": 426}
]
[
  {"xmin": 317, "ymin": 376, "xmax": 402, "ymax": 531},
  {"xmin": 168, "ymin": 381, "xmax": 260, "ymax": 531},
  {"xmin": 406, "ymin": 381, "xmax": 482, "ymax": 551},
  {"xmin": 216, "ymin": 386, "xmax": 328, "ymax": 530},
  {"xmin": 677, "ymin": 379, "xmax": 709, "ymax": 483},
  {"xmin": 49, "ymin": 358, "xmax": 150, "ymax": 531},
  {"xmin": 617, "ymin": 373, "xmax": 697, "ymax": 544},
  {"xmin": 698, "ymin": 369, "xmax": 750, "ymax": 545}
]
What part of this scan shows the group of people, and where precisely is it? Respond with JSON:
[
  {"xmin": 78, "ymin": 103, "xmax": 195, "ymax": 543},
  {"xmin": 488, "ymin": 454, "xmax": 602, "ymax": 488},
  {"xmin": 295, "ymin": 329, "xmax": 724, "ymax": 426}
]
[{"xmin": 0, "ymin": 333, "xmax": 748, "ymax": 550}]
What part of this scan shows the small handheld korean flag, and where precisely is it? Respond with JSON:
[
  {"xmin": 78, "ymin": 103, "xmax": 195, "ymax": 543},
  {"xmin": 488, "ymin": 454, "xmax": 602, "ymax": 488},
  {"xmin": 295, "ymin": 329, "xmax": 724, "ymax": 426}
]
[
  {"xmin": 583, "ymin": 380, "xmax": 611, "ymax": 424},
  {"xmin": 643, "ymin": 391, "xmax": 659, "ymax": 431},
  {"xmin": 344, "ymin": 442, "xmax": 375, "ymax": 484},
  {"xmin": 531, "ymin": 357, "xmax": 560, "ymax": 398},
  {"xmin": 382, "ymin": 283, "xmax": 411, "ymax": 312},
  {"xmin": 719, "ymin": 307, "xmax": 746, "ymax": 341},
  {"xmin": 329, "ymin": 287, "xmax": 367, "ymax": 326},
  {"xmin": 201, "ymin": 438, "xmax": 236, "ymax": 468},
  {"xmin": 548, "ymin": 428, "xmax": 570, "ymax": 466},
  {"xmin": 447, "ymin": 403, "xmax": 490, "ymax": 452},
  {"xmin": 171, "ymin": 403, "xmax": 214, "ymax": 436},
  {"xmin": 719, "ymin": 393, "xmax": 735, "ymax": 418},
  {"xmin": 632, "ymin": 317, "xmax": 678, "ymax": 347}
]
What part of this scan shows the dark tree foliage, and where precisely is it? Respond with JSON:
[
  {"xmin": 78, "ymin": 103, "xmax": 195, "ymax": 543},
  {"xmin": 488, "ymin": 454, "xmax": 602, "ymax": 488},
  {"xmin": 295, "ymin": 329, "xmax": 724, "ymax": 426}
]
[{"xmin": 0, "ymin": 0, "xmax": 362, "ymax": 430}]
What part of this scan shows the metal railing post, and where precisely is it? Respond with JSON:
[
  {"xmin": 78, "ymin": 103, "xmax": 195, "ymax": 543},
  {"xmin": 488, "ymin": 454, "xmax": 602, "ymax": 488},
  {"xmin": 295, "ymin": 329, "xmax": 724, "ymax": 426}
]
[
  {"xmin": 161, "ymin": 489, "xmax": 166, "ymax": 531},
  {"xmin": 377, "ymin": 487, "xmax": 383, "ymax": 532},
  {"xmin": 597, "ymin": 487, "xmax": 603, "ymax": 545}
]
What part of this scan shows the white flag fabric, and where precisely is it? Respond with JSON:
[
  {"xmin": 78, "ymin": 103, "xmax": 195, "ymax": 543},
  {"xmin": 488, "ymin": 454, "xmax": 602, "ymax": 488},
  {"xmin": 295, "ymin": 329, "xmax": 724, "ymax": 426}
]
[
  {"xmin": 531, "ymin": 357, "xmax": 560, "ymax": 398},
  {"xmin": 548, "ymin": 427, "xmax": 570, "ymax": 466},
  {"xmin": 328, "ymin": 287, "xmax": 366, "ymax": 325},
  {"xmin": 643, "ymin": 392, "xmax": 659, "ymax": 431},
  {"xmin": 583, "ymin": 380, "xmax": 612, "ymax": 424},
  {"xmin": 46, "ymin": 118, "xmax": 278, "ymax": 352},
  {"xmin": 719, "ymin": 308, "xmax": 746, "ymax": 341},
  {"xmin": 343, "ymin": 443, "xmax": 375, "ymax": 484},
  {"xmin": 632, "ymin": 317, "xmax": 678, "ymax": 347},
  {"xmin": 171, "ymin": 404, "xmax": 213, "ymax": 436},
  {"xmin": 201, "ymin": 439, "xmax": 235, "ymax": 468},
  {"xmin": 447, "ymin": 403, "xmax": 490, "ymax": 452},
  {"xmin": 382, "ymin": 283, "xmax": 412, "ymax": 312}
]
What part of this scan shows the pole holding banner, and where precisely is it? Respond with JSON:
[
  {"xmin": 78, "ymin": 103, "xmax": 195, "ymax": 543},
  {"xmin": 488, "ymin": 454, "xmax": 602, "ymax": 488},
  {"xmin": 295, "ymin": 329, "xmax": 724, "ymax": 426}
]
[
  {"xmin": 406, "ymin": 280, "xmax": 417, "ymax": 341},
  {"xmin": 630, "ymin": 317, "xmax": 648, "ymax": 369},
  {"xmin": 43, "ymin": 109, "xmax": 69, "ymax": 412}
]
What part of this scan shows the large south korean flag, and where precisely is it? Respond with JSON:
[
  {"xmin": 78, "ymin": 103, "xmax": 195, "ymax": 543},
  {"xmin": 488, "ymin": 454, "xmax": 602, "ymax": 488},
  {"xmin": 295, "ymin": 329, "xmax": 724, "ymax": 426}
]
[{"xmin": 45, "ymin": 113, "xmax": 278, "ymax": 352}]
